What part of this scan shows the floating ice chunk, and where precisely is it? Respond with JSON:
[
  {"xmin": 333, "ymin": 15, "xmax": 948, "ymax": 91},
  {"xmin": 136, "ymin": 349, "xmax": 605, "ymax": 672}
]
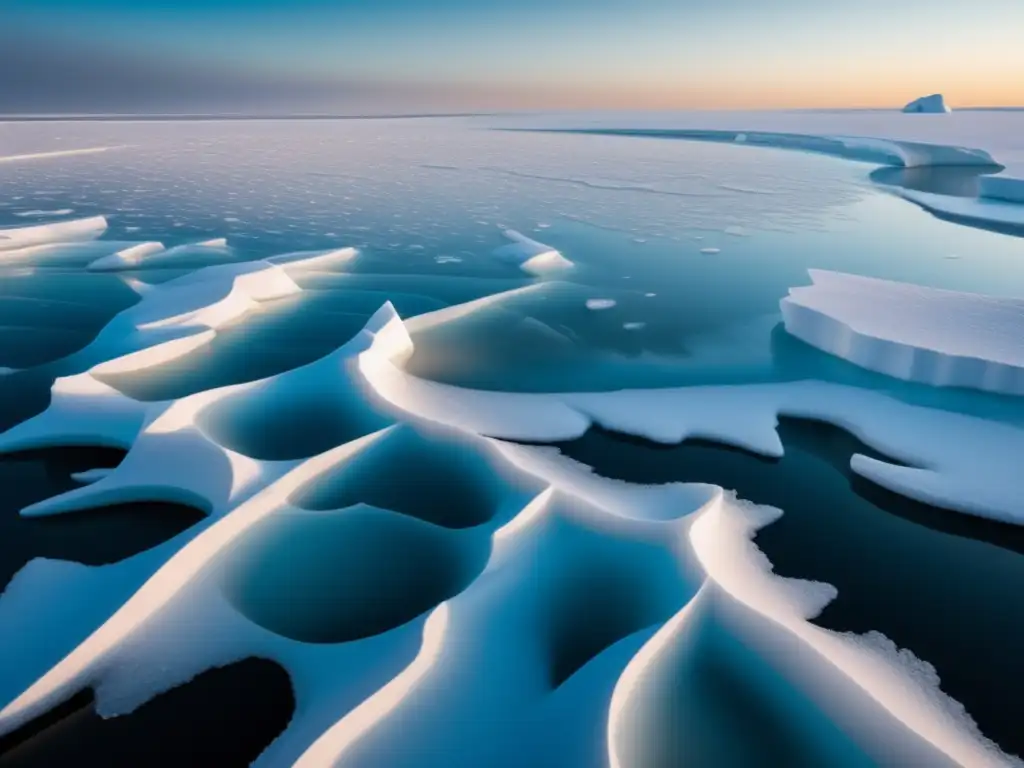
[
  {"xmin": 196, "ymin": 238, "xmax": 228, "ymax": 248},
  {"xmin": 781, "ymin": 269, "xmax": 1024, "ymax": 395},
  {"xmin": 903, "ymin": 94, "xmax": 952, "ymax": 114},
  {"xmin": 724, "ymin": 226, "xmax": 749, "ymax": 237},
  {"xmin": 644, "ymin": 292, "xmax": 656, "ymax": 298},
  {"xmin": 585, "ymin": 299, "xmax": 616, "ymax": 310},
  {"xmin": 623, "ymin": 322, "xmax": 646, "ymax": 330},
  {"xmin": 700, "ymin": 247, "xmax": 721, "ymax": 254},
  {"xmin": 88, "ymin": 242, "xmax": 166, "ymax": 271},
  {"xmin": 0, "ymin": 216, "xmax": 108, "ymax": 252},
  {"xmin": 492, "ymin": 230, "xmax": 574, "ymax": 275}
]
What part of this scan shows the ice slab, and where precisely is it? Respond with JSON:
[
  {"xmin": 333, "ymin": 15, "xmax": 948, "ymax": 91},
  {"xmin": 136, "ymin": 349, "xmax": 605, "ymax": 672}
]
[
  {"xmin": 492, "ymin": 230, "xmax": 574, "ymax": 275},
  {"xmin": 781, "ymin": 269, "xmax": 1024, "ymax": 396},
  {"xmin": 0, "ymin": 216, "xmax": 108, "ymax": 252},
  {"xmin": 898, "ymin": 189, "xmax": 1024, "ymax": 233}
]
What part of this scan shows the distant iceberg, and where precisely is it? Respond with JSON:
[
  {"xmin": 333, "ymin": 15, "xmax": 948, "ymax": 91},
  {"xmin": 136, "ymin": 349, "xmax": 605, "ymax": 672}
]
[{"xmin": 902, "ymin": 94, "xmax": 952, "ymax": 114}]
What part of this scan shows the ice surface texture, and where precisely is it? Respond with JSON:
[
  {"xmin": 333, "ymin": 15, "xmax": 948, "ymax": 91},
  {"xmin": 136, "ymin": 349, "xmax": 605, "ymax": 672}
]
[
  {"xmin": 0, "ymin": 215, "xmax": 1020, "ymax": 768},
  {"xmin": 499, "ymin": 109, "xmax": 1024, "ymax": 227}
]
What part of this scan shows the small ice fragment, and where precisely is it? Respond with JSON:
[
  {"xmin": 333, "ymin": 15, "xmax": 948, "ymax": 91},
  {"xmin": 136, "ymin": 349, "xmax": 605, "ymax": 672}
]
[
  {"xmin": 623, "ymin": 322, "xmax": 646, "ymax": 330},
  {"xmin": 586, "ymin": 299, "xmax": 616, "ymax": 311},
  {"xmin": 644, "ymin": 292, "xmax": 656, "ymax": 297},
  {"xmin": 701, "ymin": 247, "xmax": 721, "ymax": 254},
  {"xmin": 724, "ymin": 226, "xmax": 749, "ymax": 237},
  {"xmin": 735, "ymin": 133, "xmax": 748, "ymax": 143}
]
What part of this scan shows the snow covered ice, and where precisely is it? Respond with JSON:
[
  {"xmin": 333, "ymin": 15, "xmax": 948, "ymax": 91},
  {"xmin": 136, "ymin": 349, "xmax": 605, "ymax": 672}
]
[
  {"xmin": 0, "ymin": 113, "xmax": 1023, "ymax": 767},
  {"xmin": 782, "ymin": 269, "xmax": 1024, "ymax": 396}
]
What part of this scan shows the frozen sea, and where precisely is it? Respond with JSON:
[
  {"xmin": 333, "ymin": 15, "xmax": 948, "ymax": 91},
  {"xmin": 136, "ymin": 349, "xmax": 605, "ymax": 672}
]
[{"xmin": 1, "ymin": 114, "xmax": 1024, "ymax": 767}]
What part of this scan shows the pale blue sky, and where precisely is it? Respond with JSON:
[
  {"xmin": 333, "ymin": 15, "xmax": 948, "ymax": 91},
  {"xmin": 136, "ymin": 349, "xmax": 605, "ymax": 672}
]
[{"xmin": 2, "ymin": 0, "xmax": 1022, "ymax": 113}]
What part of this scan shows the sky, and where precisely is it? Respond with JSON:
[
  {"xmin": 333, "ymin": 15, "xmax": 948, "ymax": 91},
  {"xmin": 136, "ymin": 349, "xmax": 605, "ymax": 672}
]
[{"xmin": 2, "ymin": 0, "xmax": 1023, "ymax": 114}]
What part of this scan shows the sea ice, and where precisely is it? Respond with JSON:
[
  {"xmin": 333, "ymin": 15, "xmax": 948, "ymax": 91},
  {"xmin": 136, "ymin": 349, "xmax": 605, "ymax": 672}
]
[
  {"xmin": 492, "ymin": 230, "xmax": 574, "ymax": 275},
  {"xmin": 781, "ymin": 269, "xmax": 1024, "ymax": 395},
  {"xmin": 0, "ymin": 216, "xmax": 108, "ymax": 252}
]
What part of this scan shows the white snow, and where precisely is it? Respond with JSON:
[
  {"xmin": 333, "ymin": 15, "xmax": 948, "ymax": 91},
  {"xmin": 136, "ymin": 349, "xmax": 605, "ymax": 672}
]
[
  {"xmin": 492, "ymin": 230, "xmax": 574, "ymax": 275},
  {"xmin": 88, "ymin": 242, "xmax": 166, "ymax": 271},
  {"xmin": 781, "ymin": 269, "xmax": 1024, "ymax": 395},
  {"xmin": 0, "ymin": 284, "xmax": 1022, "ymax": 768},
  {"xmin": 0, "ymin": 216, "xmax": 108, "ymax": 252},
  {"xmin": 903, "ymin": 94, "xmax": 952, "ymax": 114}
]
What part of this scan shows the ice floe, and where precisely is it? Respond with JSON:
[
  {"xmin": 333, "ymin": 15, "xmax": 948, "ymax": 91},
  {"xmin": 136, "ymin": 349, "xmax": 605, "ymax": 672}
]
[
  {"xmin": 0, "ymin": 216, "xmax": 108, "ymax": 252},
  {"xmin": 492, "ymin": 230, "xmax": 574, "ymax": 275},
  {"xmin": 782, "ymin": 269, "xmax": 1024, "ymax": 396}
]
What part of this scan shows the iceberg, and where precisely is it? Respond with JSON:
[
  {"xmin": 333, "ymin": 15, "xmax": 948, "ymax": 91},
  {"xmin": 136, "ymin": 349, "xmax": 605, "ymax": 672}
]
[
  {"xmin": 781, "ymin": 269, "xmax": 1024, "ymax": 395},
  {"xmin": 903, "ymin": 94, "xmax": 952, "ymax": 114}
]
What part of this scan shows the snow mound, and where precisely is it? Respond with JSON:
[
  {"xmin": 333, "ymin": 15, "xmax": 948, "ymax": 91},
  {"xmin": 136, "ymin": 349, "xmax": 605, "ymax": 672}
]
[
  {"xmin": 492, "ymin": 230, "xmax": 574, "ymax": 275},
  {"xmin": 903, "ymin": 94, "xmax": 952, "ymax": 114},
  {"xmin": 0, "ymin": 216, "xmax": 108, "ymax": 252},
  {"xmin": 88, "ymin": 242, "xmax": 166, "ymax": 271},
  {"xmin": 781, "ymin": 269, "xmax": 1024, "ymax": 395}
]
